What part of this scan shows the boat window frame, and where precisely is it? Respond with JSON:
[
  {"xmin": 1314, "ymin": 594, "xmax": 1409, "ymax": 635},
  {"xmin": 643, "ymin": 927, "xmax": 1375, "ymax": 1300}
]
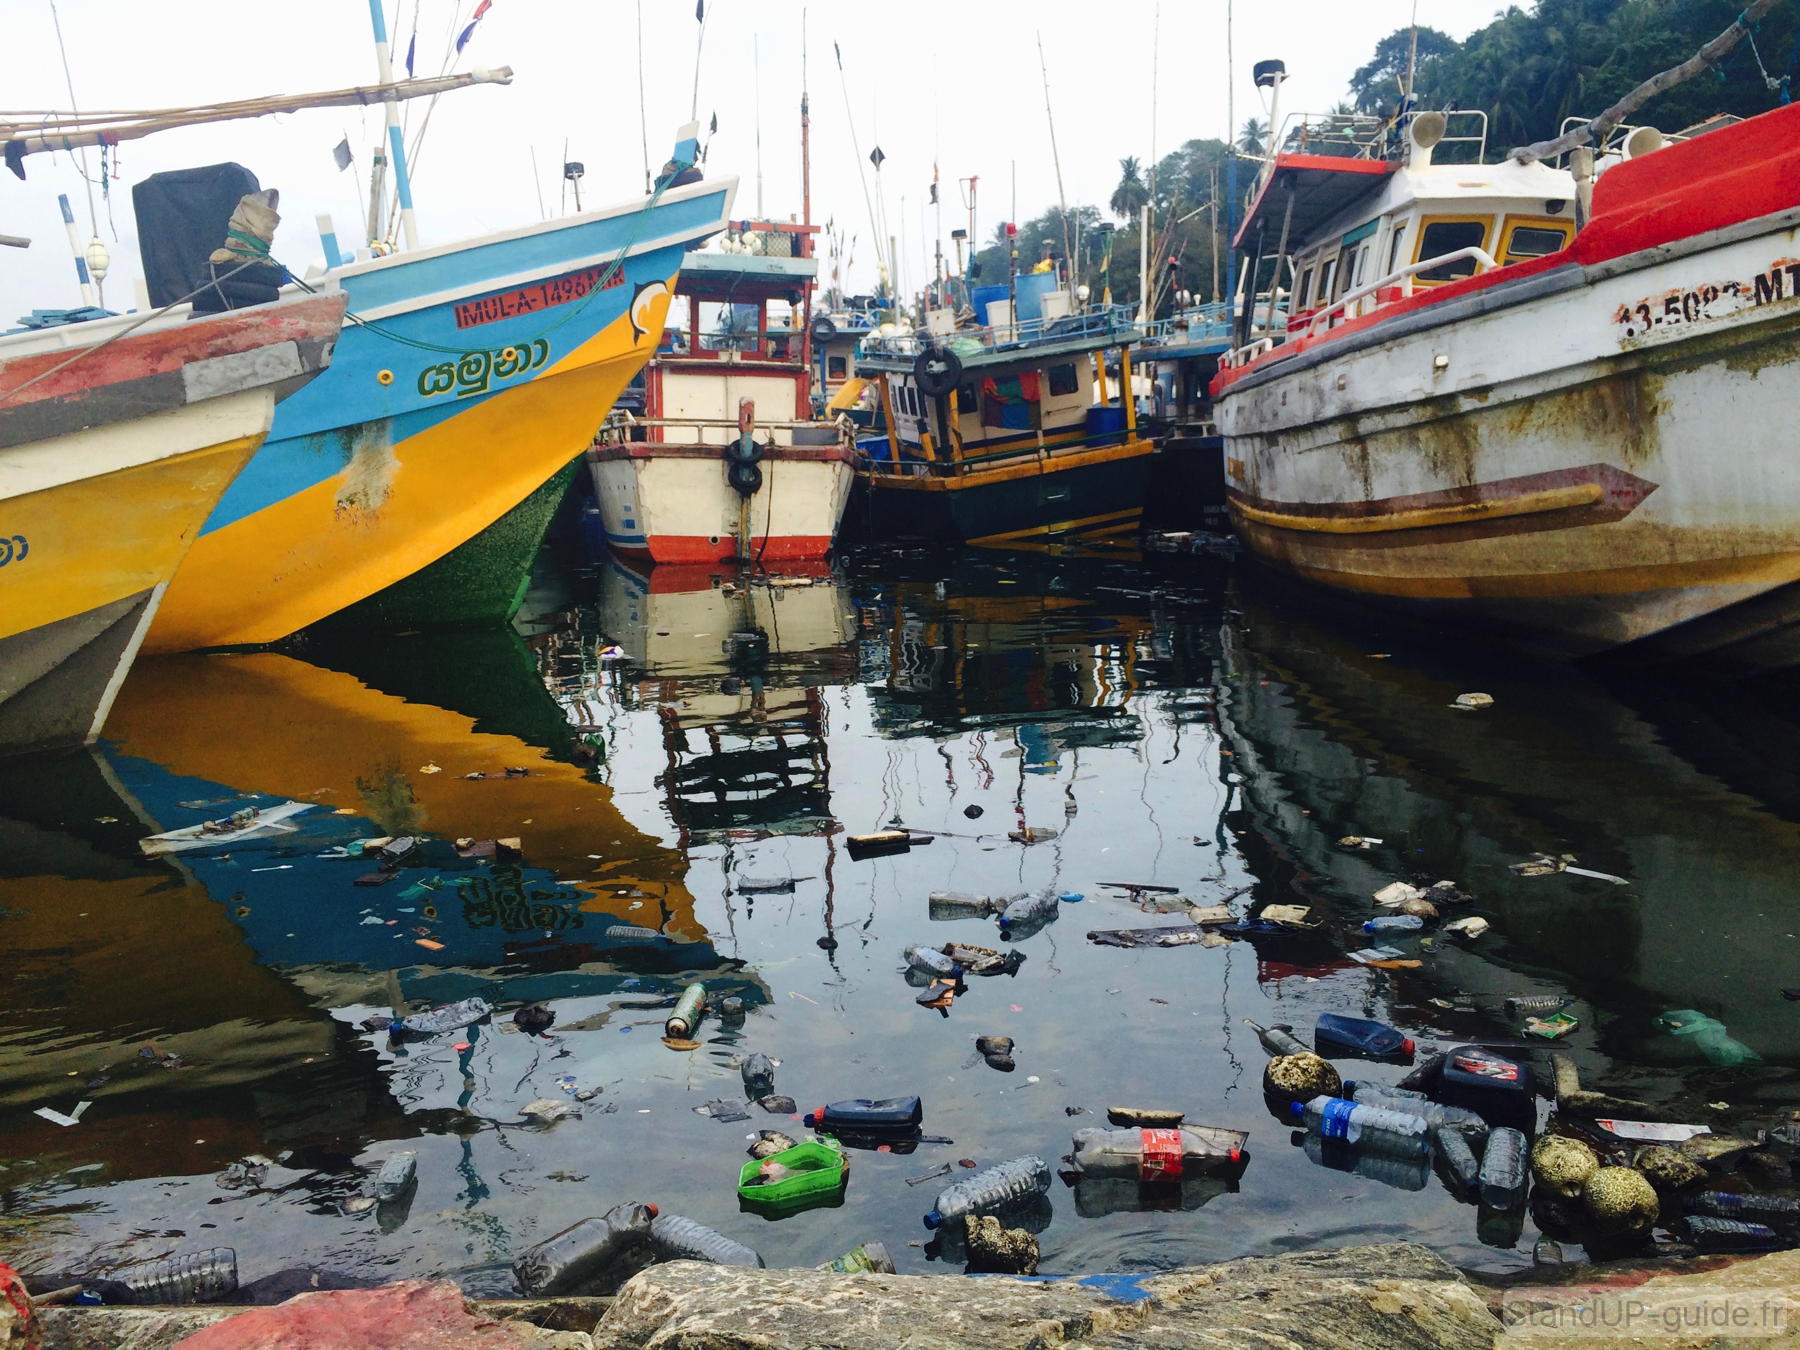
[
  {"xmin": 1411, "ymin": 214, "xmax": 1493, "ymax": 285},
  {"xmin": 1315, "ymin": 253, "xmax": 1339, "ymax": 306},
  {"xmin": 1385, "ymin": 220, "xmax": 1409, "ymax": 276},
  {"xmin": 1497, "ymin": 214, "xmax": 1574, "ymax": 266},
  {"xmin": 1294, "ymin": 264, "xmax": 1316, "ymax": 310}
]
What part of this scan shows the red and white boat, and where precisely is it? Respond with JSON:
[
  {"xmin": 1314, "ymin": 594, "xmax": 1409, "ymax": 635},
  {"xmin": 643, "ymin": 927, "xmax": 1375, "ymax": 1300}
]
[
  {"xmin": 587, "ymin": 220, "xmax": 855, "ymax": 566},
  {"xmin": 1213, "ymin": 96, "xmax": 1800, "ymax": 669}
]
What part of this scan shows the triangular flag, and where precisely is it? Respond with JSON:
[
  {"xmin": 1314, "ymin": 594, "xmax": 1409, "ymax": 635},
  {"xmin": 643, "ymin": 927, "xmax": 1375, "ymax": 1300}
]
[
  {"xmin": 455, "ymin": 1, "xmax": 491, "ymax": 53},
  {"xmin": 405, "ymin": 33, "xmax": 416, "ymax": 77},
  {"xmin": 333, "ymin": 137, "xmax": 353, "ymax": 171},
  {"xmin": 709, "ymin": 111, "xmax": 718, "ymax": 135},
  {"xmin": 695, "ymin": 0, "xmax": 704, "ymax": 18},
  {"xmin": 869, "ymin": 146, "xmax": 885, "ymax": 170}
]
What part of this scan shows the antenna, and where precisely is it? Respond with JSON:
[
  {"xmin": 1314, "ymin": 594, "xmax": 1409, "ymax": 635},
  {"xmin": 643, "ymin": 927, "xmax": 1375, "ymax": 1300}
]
[
  {"xmin": 801, "ymin": 9, "xmax": 812, "ymax": 227},
  {"xmin": 530, "ymin": 145, "xmax": 547, "ymax": 221},
  {"xmin": 636, "ymin": 0, "xmax": 651, "ymax": 193},
  {"xmin": 1036, "ymin": 33, "xmax": 1074, "ymax": 295},
  {"xmin": 754, "ymin": 35, "xmax": 764, "ymax": 217}
]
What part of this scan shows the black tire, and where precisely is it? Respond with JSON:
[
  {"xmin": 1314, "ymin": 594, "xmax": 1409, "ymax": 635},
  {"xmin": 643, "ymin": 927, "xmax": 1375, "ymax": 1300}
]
[
  {"xmin": 914, "ymin": 344, "xmax": 962, "ymax": 398},
  {"xmin": 725, "ymin": 434, "xmax": 763, "ymax": 465},
  {"xmin": 811, "ymin": 314, "xmax": 837, "ymax": 342},
  {"xmin": 728, "ymin": 460, "xmax": 764, "ymax": 495}
]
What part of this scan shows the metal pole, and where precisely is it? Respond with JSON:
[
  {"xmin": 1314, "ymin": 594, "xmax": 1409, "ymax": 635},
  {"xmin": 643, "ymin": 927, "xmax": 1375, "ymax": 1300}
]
[
  {"xmin": 57, "ymin": 193, "xmax": 95, "ymax": 306},
  {"xmin": 367, "ymin": 0, "xmax": 419, "ymax": 248}
]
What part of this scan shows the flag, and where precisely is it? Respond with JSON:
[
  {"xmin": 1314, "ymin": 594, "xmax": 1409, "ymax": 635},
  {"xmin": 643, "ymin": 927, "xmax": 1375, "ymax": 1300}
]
[
  {"xmin": 404, "ymin": 32, "xmax": 415, "ymax": 77},
  {"xmin": 929, "ymin": 162, "xmax": 938, "ymax": 205},
  {"xmin": 709, "ymin": 112, "xmax": 718, "ymax": 134},
  {"xmin": 695, "ymin": 0, "xmax": 704, "ymax": 18},
  {"xmin": 455, "ymin": 0, "xmax": 492, "ymax": 53},
  {"xmin": 333, "ymin": 137, "xmax": 353, "ymax": 171},
  {"xmin": 869, "ymin": 145, "xmax": 885, "ymax": 170}
]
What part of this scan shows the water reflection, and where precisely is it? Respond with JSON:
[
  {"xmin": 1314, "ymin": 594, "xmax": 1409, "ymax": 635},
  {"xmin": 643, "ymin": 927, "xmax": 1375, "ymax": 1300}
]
[{"xmin": 2, "ymin": 547, "xmax": 1797, "ymax": 1287}]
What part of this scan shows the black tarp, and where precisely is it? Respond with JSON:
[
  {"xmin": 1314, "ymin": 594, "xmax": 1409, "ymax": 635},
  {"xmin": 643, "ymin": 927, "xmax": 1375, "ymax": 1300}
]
[{"xmin": 133, "ymin": 162, "xmax": 261, "ymax": 307}]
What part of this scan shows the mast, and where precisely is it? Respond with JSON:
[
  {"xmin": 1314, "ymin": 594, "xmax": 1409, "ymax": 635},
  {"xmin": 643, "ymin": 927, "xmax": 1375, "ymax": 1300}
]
[
  {"xmin": 801, "ymin": 12, "xmax": 812, "ymax": 228},
  {"xmin": 754, "ymin": 35, "xmax": 764, "ymax": 217},
  {"xmin": 1036, "ymin": 33, "xmax": 1074, "ymax": 298},
  {"xmin": 367, "ymin": 0, "xmax": 419, "ymax": 249}
]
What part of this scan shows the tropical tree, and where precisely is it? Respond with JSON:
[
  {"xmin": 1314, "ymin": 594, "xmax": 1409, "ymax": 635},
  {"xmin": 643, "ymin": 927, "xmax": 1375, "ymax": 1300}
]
[
  {"xmin": 1237, "ymin": 118, "xmax": 1269, "ymax": 157},
  {"xmin": 1349, "ymin": 26, "xmax": 1461, "ymax": 112},
  {"xmin": 1109, "ymin": 156, "xmax": 1149, "ymax": 219}
]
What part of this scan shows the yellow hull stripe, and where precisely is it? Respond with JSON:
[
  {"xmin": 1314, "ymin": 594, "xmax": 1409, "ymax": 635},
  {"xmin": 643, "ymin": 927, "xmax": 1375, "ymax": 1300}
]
[
  {"xmin": 969, "ymin": 506, "xmax": 1142, "ymax": 546},
  {"xmin": 1230, "ymin": 483, "xmax": 1605, "ymax": 535},
  {"xmin": 148, "ymin": 292, "xmax": 671, "ymax": 652},
  {"xmin": 108, "ymin": 652, "xmax": 707, "ymax": 939},
  {"xmin": 3, "ymin": 433, "xmax": 261, "ymax": 642},
  {"xmin": 868, "ymin": 439, "xmax": 1156, "ymax": 493}
]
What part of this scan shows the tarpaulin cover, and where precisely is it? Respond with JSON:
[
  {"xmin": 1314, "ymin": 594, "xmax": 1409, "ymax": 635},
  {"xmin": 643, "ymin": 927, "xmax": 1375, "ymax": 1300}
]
[{"xmin": 133, "ymin": 162, "xmax": 262, "ymax": 307}]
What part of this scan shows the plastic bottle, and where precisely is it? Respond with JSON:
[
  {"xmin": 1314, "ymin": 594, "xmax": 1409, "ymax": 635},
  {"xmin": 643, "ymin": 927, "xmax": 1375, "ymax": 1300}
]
[
  {"xmin": 1290, "ymin": 1096, "xmax": 1430, "ymax": 1159},
  {"xmin": 109, "ymin": 1249, "xmax": 239, "ymax": 1305},
  {"xmin": 1684, "ymin": 1217, "xmax": 1787, "ymax": 1251},
  {"xmin": 513, "ymin": 1203, "xmax": 659, "ymax": 1296},
  {"xmin": 1434, "ymin": 1123, "xmax": 1481, "ymax": 1197},
  {"xmin": 1345, "ymin": 1083, "xmax": 1488, "ymax": 1138},
  {"xmin": 996, "ymin": 892, "xmax": 1058, "ymax": 937},
  {"xmin": 928, "ymin": 891, "xmax": 1012, "ymax": 920},
  {"xmin": 1243, "ymin": 1018, "xmax": 1309, "ymax": 1057},
  {"xmin": 740, "ymin": 1053, "xmax": 775, "ymax": 1099},
  {"xmin": 1505, "ymin": 994, "xmax": 1572, "ymax": 1016},
  {"xmin": 373, "ymin": 1150, "xmax": 417, "ymax": 1202},
  {"xmin": 817, "ymin": 1241, "xmax": 895, "ymax": 1274},
  {"xmin": 804, "ymin": 1097, "xmax": 923, "ymax": 1133},
  {"xmin": 648, "ymin": 1213, "xmax": 764, "ymax": 1268},
  {"xmin": 1316, "ymin": 1014, "xmax": 1415, "ymax": 1060},
  {"xmin": 1438, "ymin": 1046, "xmax": 1533, "ymax": 1127},
  {"xmin": 1300, "ymin": 1131, "xmax": 1430, "ymax": 1192},
  {"xmin": 664, "ymin": 984, "xmax": 706, "ymax": 1038},
  {"xmin": 1685, "ymin": 1191, "xmax": 1800, "ymax": 1222},
  {"xmin": 1479, "ymin": 1126, "xmax": 1528, "ymax": 1210},
  {"xmin": 1361, "ymin": 914, "xmax": 1425, "ymax": 936},
  {"xmin": 923, "ymin": 1155, "xmax": 1052, "ymax": 1229},
  {"xmin": 1068, "ymin": 1126, "xmax": 1244, "ymax": 1179},
  {"xmin": 903, "ymin": 945, "xmax": 961, "ymax": 978}
]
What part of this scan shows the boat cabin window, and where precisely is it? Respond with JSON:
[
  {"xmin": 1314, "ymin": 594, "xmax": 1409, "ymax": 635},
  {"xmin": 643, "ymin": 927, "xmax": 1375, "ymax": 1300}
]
[
  {"xmin": 1316, "ymin": 256, "xmax": 1338, "ymax": 305},
  {"xmin": 1048, "ymin": 363, "xmax": 1080, "ymax": 397},
  {"xmin": 1413, "ymin": 217, "xmax": 1490, "ymax": 283},
  {"xmin": 1294, "ymin": 266, "xmax": 1315, "ymax": 309},
  {"xmin": 827, "ymin": 355, "xmax": 848, "ymax": 379},
  {"xmin": 1386, "ymin": 225, "xmax": 1407, "ymax": 277},
  {"xmin": 1499, "ymin": 217, "xmax": 1572, "ymax": 265}
]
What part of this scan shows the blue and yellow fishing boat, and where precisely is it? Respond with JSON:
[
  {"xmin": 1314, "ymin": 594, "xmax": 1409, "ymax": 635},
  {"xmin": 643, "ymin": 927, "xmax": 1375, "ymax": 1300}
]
[{"xmin": 145, "ymin": 168, "xmax": 735, "ymax": 652}]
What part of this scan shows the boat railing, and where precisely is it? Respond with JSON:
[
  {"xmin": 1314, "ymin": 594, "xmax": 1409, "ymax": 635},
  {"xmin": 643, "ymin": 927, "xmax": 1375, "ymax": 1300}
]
[
  {"xmin": 599, "ymin": 409, "xmax": 854, "ymax": 446},
  {"xmin": 1221, "ymin": 245, "xmax": 1498, "ymax": 368},
  {"xmin": 858, "ymin": 419, "xmax": 1145, "ymax": 477},
  {"xmin": 858, "ymin": 302, "xmax": 1142, "ymax": 363}
]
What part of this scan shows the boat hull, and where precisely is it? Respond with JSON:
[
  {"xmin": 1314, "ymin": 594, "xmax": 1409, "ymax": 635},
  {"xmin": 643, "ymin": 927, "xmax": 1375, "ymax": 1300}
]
[
  {"xmin": 147, "ymin": 179, "xmax": 735, "ymax": 651},
  {"xmin": 588, "ymin": 445, "xmax": 854, "ymax": 565},
  {"xmin": 852, "ymin": 441, "xmax": 1155, "ymax": 546},
  {"xmin": 1219, "ymin": 199, "xmax": 1800, "ymax": 666},
  {"xmin": 1, "ymin": 295, "xmax": 344, "ymax": 754}
]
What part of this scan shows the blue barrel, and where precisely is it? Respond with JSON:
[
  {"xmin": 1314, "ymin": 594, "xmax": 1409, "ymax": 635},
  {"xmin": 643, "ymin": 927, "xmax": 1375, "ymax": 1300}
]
[
  {"xmin": 971, "ymin": 285, "xmax": 1009, "ymax": 326},
  {"xmin": 1086, "ymin": 405, "xmax": 1128, "ymax": 447},
  {"xmin": 857, "ymin": 434, "xmax": 894, "ymax": 462}
]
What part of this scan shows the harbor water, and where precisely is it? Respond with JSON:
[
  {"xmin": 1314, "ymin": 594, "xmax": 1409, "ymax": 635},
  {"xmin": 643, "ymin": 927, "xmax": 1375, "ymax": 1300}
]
[{"xmin": 4, "ymin": 542, "xmax": 1797, "ymax": 1287}]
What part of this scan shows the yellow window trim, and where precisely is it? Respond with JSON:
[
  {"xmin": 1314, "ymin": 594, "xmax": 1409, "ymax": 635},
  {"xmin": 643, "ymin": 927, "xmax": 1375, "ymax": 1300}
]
[
  {"xmin": 1410, "ymin": 213, "xmax": 1493, "ymax": 287},
  {"xmin": 1498, "ymin": 214, "xmax": 1574, "ymax": 265}
]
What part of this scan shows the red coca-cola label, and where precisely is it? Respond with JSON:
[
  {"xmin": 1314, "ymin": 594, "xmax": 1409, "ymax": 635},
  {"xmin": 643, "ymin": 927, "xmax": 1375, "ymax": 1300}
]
[{"xmin": 1140, "ymin": 1128, "xmax": 1184, "ymax": 1180}]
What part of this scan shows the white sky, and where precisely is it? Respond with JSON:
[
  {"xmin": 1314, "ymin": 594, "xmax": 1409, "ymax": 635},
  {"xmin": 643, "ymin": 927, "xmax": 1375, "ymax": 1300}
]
[{"xmin": 2, "ymin": 0, "xmax": 1512, "ymax": 321}]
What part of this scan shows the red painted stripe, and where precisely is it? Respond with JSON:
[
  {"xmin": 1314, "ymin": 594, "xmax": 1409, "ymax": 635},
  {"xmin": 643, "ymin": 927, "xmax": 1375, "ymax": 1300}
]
[
  {"xmin": 613, "ymin": 558, "xmax": 833, "ymax": 592},
  {"xmin": 589, "ymin": 443, "xmax": 854, "ymax": 464},
  {"xmin": 610, "ymin": 534, "xmax": 836, "ymax": 565}
]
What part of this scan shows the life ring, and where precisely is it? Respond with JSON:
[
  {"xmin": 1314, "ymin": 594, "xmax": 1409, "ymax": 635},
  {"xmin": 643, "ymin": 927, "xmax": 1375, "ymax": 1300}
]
[
  {"xmin": 914, "ymin": 344, "xmax": 962, "ymax": 398},
  {"xmin": 727, "ymin": 460, "xmax": 764, "ymax": 496},
  {"xmin": 811, "ymin": 314, "xmax": 837, "ymax": 342}
]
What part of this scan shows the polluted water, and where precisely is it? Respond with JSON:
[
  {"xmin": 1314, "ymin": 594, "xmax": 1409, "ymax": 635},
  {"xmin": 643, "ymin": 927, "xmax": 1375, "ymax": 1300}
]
[{"xmin": 5, "ymin": 544, "xmax": 1800, "ymax": 1289}]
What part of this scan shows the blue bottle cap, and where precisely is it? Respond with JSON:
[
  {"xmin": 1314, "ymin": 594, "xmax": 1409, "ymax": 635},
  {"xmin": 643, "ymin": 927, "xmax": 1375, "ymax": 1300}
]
[
  {"xmin": 1058, "ymin": 892, "xmax": 1084, "ymax": 903},
  {"xmin": 923, "ymin": 1209, "xmax": 943, "ymax": 1229},
  {"xmin": 1288, "ymin": 1100, "xmax": 1305, "ymax": 1118}
]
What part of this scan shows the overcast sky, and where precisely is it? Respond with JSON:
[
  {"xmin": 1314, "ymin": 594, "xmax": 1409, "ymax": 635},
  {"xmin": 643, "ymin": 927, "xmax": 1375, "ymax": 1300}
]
[{"xmin": 2, "ymin": 0, "xmax": 1513, "ymax": 322}]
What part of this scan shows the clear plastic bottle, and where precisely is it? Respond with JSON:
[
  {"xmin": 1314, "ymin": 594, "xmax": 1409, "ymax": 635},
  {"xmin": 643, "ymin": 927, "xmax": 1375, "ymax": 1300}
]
[
  {"xmin": 648, "ymin": 1213, "xmax": 764, "ymax": 1267},
  {"xmin": 1685, "ymin": 1190, "xmax": 1800, "ymax": 1222},
  {"xmin": 1684, "ymin": 1216, "xmax": 1787, "ymax": 1251},
  {"xmin": 928, "ymin": 891, "xmax": 1012, "ymax": 920},
  {"xmin": 1243, "ymin": 1018, "xmax": 1309, "ymax": 1057},
  {"xmin": 740, "ymin": 1053, "xmax": 775, "ymax": 1099},
  {"xmin": 1301, "ymin": 1131, "xmax": 1430, "ymax": 1191},
  {"xmin": 1068, "ymin": 1126, "xmax": 1244, "ymax": 1178},
  {"xmin": 817, "ymin": 1241, "xmax": 895, "ymax": 1274},
  {"xmin": 1346, "ymin": 1083, "xmax": 1489, "ymax": 1139},
  {"xmin": 513, "ymin": 1203, "xmax": 659, "ymax": 1296},
  {"xmin": 1433, "ymin": 1124, "xmax": 1481, "ymax": 1197},
  {"xmin": 110, "ymin": 1249, "xmax": 239, "ymax": 1305},
  {"xmin": 1362, "ymin": 914, "xmax": 1425, "ymax": 935},
  {"xmin": 923, "ymin": 1155, "xmax": 1052, "ymax": 1229},
  {"xmin": 373, "ymin": 1150, "xmax": 417, "ymax": 1202},
  {"xmin": 996, "ymin": 892, "xmax": 1058, "ymax": 937},
  {"xmin": 903, "ymin": 945, "xmax": 960, "ymax": 978},
  {"xmin": 1479, "ymin": 1126, "xmax": 1528, "ymax": 1210},
  {"xmin": 1290, "ymin": 1096, "xmax": 1430, "ymax": 1159},
  {"xmin": 392, "ymin": 996, "xmax": 491, "ymax": 1036}
]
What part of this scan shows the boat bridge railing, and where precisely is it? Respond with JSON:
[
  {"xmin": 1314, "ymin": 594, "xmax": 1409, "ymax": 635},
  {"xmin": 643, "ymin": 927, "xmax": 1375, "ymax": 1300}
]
[
  {"xmin": 599, "ymin": 409, "xmax": 855, "ymax": 446},
  {"xmin": 1221, "ymin": 245, "xmax": 1498, "ymax": 368},
  {"xmin": 859, "ymin": 302, "xmax": 1142, "ymax": 364}
]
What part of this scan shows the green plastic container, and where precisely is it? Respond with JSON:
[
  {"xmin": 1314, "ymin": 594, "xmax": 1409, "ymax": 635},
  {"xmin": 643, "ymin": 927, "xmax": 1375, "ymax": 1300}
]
[{"xmin": 737, "ymin": 1138, "xmax": 849, "ymax": 1216}]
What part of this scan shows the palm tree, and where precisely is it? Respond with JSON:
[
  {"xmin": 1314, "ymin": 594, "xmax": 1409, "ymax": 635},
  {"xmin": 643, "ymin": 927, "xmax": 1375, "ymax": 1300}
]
[
  {"xmin": 1109, "ymin": 156, "xmax": 1150, "ymax": 220},
  {"xmin": 1237, "ymin": 118, "xmax": 1269, "ymax": 157}
]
